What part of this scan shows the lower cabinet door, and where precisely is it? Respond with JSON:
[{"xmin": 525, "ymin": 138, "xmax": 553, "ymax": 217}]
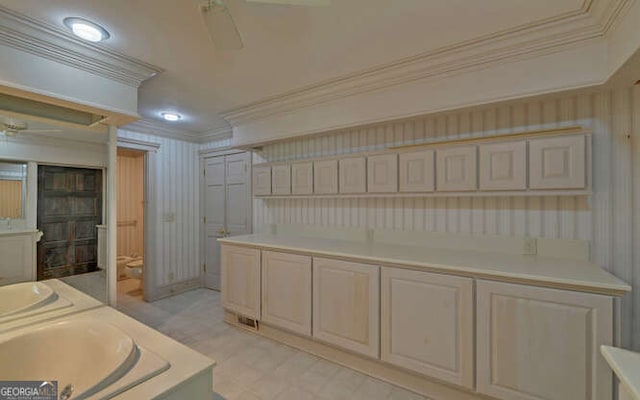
[
  {"xmin": 381, "ymin": 267, "xmax": 474, "ymax": 388},
  {"xmin": 221, "ymin": 245, "xmax": 261, "ymax": 319},
  {"xmin": 261, "ymin": 251, "xmax": 312, "ymax": 335},
  {"xmin": 313, "ymin": 257, "xmax": 380, "ymax": 358},
  {"xmin": 476, "ymin": 280, "xmax": 613, "ymax": 400}
]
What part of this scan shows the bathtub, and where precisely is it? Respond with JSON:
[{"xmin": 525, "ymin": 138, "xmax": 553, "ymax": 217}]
[
  {"xmin": 0, "ymin": 319, "xmax": 169, "ymax": 399},
  {"xmin": 0, "ymin": 281, "xmax": 72, "ymax": 325}
]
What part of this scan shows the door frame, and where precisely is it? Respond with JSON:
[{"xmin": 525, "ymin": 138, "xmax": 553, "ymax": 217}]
[
  {"xmin": 116, "ymin": 137, "xmax": 160, "ymax": 302},
  {"xmin": 199, "ymin": 148, "xmax": 252, "ymax": 289}
]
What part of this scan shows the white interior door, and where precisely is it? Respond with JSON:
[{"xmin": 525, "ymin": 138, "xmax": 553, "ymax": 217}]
[{"xmin": 204, "ymin": 152, "xmax": 251, "ymax": 290}]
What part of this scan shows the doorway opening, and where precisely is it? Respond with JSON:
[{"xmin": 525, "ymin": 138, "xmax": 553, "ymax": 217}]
[{"xmin": 116, "ymin": 148, "xmax": 145, "ymax": 301}]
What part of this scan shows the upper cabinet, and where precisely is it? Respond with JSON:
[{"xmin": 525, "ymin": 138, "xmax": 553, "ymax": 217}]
[
  {"xmin": 436, "ymin": 146, "xmax": 477, "ymax": 192},
  {"xmin": 367, "ymin": 154, "xmax": 398, "ymax": 193},
  {"xmin": 272, "ymin": 164, "xmax": 291, "ymax": 195},
  {"xmin": 252, "ymin": 166, "xmax": 271, "ymax": 196},
  {"xmin": 252, "ymin": 130, "xmax": 590, "ymax": 198},
  {"xmin": 291, "ymin": 162, "xmax": 313, "ymax": 195},
  {"xmin": 399, "ymin": 150, "xmax": 435, "ymax": 192},
  {"xmin": 529, "ymin": 135, "xmax": 586, "ymax": 189},
  {"xmin": 479, "ymin": 141, "xmax": 527, "ymax": 191},
  {"xmin": 314, "ymin": 159, "xmax": 339, "ymax": 194},
  {"xmin": 339, "ymin": 157, "xmax": 367, "ymax": 194}
]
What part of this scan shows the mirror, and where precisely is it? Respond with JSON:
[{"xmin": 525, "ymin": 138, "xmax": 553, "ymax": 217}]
[{"xmin": 0, "ymin": 161, "xmax": 27, "ymax": 220}]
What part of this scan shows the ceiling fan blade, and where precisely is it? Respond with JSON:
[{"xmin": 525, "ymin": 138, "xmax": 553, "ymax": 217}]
[
  {"xmin": 23, "ymin": 129, "xmax": 63, "ymax": 134},
  {"xmin": 246, "ymin": 0, "xmax": 330, "ymax": 6},
  {"xmin": 201, "ymin": 2, "xmax": 244, "ymax": 50}
]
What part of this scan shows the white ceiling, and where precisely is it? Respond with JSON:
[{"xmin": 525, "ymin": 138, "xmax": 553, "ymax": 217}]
[{"xmin": 0, "ymin": 0, "xmax": 585, "ymax": 135}]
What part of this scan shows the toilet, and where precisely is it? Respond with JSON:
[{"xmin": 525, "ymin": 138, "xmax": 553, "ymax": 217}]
[
  {"xmin": 116, "ymin": 256, "xmax": 134, "ymax": 281},
  {"xmin": 125, "ymin": 259, "xmax": 144, "ymax": 281}
]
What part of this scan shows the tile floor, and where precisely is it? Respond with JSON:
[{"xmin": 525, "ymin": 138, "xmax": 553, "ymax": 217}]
[{"xmin": 116, "ymin": 281, "xmax": 429, "ymax": 400}]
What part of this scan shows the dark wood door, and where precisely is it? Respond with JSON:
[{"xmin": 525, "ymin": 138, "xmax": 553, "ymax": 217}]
[{"xmin": 37, "ymin": 166, "xmax": 103, "ymax": 280}]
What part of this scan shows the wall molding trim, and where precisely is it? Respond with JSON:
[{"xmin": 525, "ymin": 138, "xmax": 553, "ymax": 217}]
[
  {"xmin": 0, "ymin": 5, "xmax": 163, "ymax": 88},
  {"xmin": 221, "ymin": 0, "xmax": 631, "ymax": 126},
  {"xmin": 148, "ymin": 277, "xmax": 203, "ymax": 302},
  {"xmin": 123, "ymin": 119, "xmax": 233, "ymax": 144},
  {"xmin": 117, "ymin": 136, "xmax": 161, "ymax": 152}
]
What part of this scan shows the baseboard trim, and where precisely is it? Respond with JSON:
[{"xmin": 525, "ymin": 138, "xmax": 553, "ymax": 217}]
[
  {"xmin": 148, "ymin": 278, "xmax": 203, "ymax": 302},
  {"xmin": 224, "ymin": 311, "xmax": 490, "ymax": 400}
]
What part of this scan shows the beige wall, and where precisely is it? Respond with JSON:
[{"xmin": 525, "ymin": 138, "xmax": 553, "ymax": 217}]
[{"xmin": 117, "ymin": 149, "xmax": 144, "ymax": 257}]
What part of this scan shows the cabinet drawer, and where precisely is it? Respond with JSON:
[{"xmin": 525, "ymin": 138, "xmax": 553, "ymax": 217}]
[
  {"xmin": 272, "ymin": 164, "xmax": 291, "ymax": 195},
  {"xmin": 291, "ymin": 162, "xmax": 313, "ymax": 195},
  {"xmin": 479, "ymin": 141, "xmax": 527, "ymax": 191},
  {"xmin": 399, "ymin": 150, "xmax": 435, "ymax": 192},
  {"xmin": 529, "ymin": 135, "xmax": 586, "ymax": 189},
  {"xmin": 367, "ymin": 154, "xmax": 398, "ymax": 193},
  {"xmin": 252, "ymin": 166, "xmax": 271, "ymax": 196},
  {"xmin": 314, "ymin": 159, "xmax": 338, "ymax": 194},
  {"xmin": 339, "ymin": 157, "xmax": 367, "ymax": 194},
  {"xmin": 436, "ymin": 146, "xmax": 477, "ymax": 191}
]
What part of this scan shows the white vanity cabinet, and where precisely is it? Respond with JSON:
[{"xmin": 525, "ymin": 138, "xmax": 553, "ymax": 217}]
[
  {"xmin": 399, "ymin": 150, "xmax": 435, "ymax": 192},
  {"xmin": 339, "ymin": 157, "xmax": 367, "ymax": 194},
  {"xmin": 367, "ymin": 154, "xmax": 398, "ymax": 193},
  {"xmin": 529, "ymin": 135, "xmax": 586, "ymax": 189},
  {"xmin": 381, "ymin": 267, "xmax": 474, "ymax": 388},
  {"xmin": 314, "ymin": 159, "xmax": 339, "ymax": 194},
  {"xmin": 436, "ymin": 146, "xmax": 477, "ymax": 191},
  {"xmin": 261, "ymin": 251, "xmax": 312, "ymax": 335},
  {"xmin": 220, "ymin": 245, "xmax": 261, "ymax": 319},
  {"xmin": 271, "ymin": 164, "xmax": 291, "ymax": 195},
  {"xmin": 479, "ymin": 141, "xmax": 527, "ymax": 191},
  {"xmin": 291, "ymin": 162, "xmax": 314, "ymax": 195},
  {"xmin": 252, "ymin": 166, "xmax": 272, "ymax": 196},
  {"xmin": 476, "ymin": 280, "xmax": 613, "ymax": 400},
  {"xmin": 313, "ymin": 257, "xmax": 380, "ymax": 358}
]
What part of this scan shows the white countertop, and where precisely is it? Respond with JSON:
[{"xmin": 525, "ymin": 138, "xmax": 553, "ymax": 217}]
[
  {"xmin": 219, "ymin": 233, "xmax": 630, "ymax": 296},
  {"xmin": 601, "ymin": 346, "xmax": 640, "ymax": 400}
]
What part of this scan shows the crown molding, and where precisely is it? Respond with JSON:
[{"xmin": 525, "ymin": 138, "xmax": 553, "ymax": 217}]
[
  {"xmin": 0, "ymin": 5, "xmax": 163, "ymax": 87},
  {"xmin": 221, "ymin": 0, "xmax": 630, "ymax": 126},
  {"xmin": 122, "ymin": 119, "xmax": 232, "ymax": 144}
]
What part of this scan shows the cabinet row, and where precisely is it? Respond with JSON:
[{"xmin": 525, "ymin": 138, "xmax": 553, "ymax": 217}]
[
  {"xmin": 221, "ymin": 245, "xmax": 612, "ymax": 400},
  {"xmin": 253, "ymin": 134, "xmax": 588, "ymax": 195}
]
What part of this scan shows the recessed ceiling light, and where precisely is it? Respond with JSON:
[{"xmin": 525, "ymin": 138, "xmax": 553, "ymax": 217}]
[
  {"xmin": 161, "ymin": 113, "xmax": 182, "ymax": 122},
  {"xmin": 63, "ymin": 17, "xmax": 110, "ymax": 42}
]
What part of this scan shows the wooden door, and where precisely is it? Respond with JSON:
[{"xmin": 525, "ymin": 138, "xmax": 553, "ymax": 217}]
[
  {"xmin": 476, "ymin": 280, "xmax": 613, "ymax": 400},
  {"xmin": 37, "ymin": 166, "xmax": 103, "ymax": 280},
  {"xmin": 313, "ymin": 257, "xmax": 380, "ymax": 358},
  {"xmin": 291, "ymin": 162, "xmax": 313, "ymax": 195},
  {"xmin": 529, "ymin": 135, "xmax": 586, "ymax": 189},
  {"xmin": 204, "ymin": 156, "xmax": 226, "ymax": 290},
  {"xmin": 205, "ymin": 152, "xmax": 251, "ymax": 290},
  {"xmin": 367, "ymin": 154, "xmax": 398, "ymax": 193},
  {"xmin": 381, "ymin": 267, "xmax": 474, "ymax": 388},
  {"xmin": 262, "ymin": 251, "xmax": 312, "ymax": 335},
  {"xmin": 479, "ymin": 141, "xmax": 527, "ymax": 191},
  {"xmin": 272, "ymin": 164, "xmax": 291, "ymax": 195},
  {"xmin": 252, "ymin": 166, "xmax": 271, "ymax": 195},
  {"xmin": 436, "ymin": 146, "xmax": 477, "ymax": 191},
  {"xmin": 339, "ymin": 157, "xmax": 367, "ymax": 193},
  {"xmin": 221, "ymin": 244, "xmax": 261, "ymax": 319}
]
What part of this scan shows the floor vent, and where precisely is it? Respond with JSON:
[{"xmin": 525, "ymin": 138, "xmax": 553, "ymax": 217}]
[{"xmin": 237, "ymin": 315, "xmax": 259, "ymax": 331}]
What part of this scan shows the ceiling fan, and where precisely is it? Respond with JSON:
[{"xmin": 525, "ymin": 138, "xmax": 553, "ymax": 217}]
[
  {"xmin": 200, "ymin": 0, "xmax": 330, "ymax": 50},
  {"xmin": 0, "ymin": 118, "xmax": 62, "ymax": 137}
]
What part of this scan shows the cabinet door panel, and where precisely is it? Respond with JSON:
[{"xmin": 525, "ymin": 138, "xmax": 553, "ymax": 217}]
[
  {"xmin": 221, "ymin": 245, "xmax": 261, "ymax": 319},
  {"xmin": 291, "ymin": 162, "xmax": 314, "ymax": 195},
  {"xmin": 367, "ymin": 154, "xmax": 398, "ymax": 193},
  {"xmin": 272, "ymin": 165, "xmax": 291, "ymax": 195},
  {"xmin": 477, "ymin": 280, "xmax": 612, "ymax": 400},
  {"xmin": 381, "ymin": 268, "xmax": 474, "ymax": 388},
  {"xmin": 529, "ymin": 135, "xmax": 586, "ymax": 189},
  {"xmin": 314, "ymin": 160, "xmax": 338, "ymax": 194},
  {"xmin": 313, "ymin": 257, "xmax": 379, "ymax": 358},
  {"xmin": 253, "ymin": 166, "xmax": 271, "ymax": 196},
  {"xmin": 479, "ymin": 141, "xmax": 527, "ymax": 191},
  {"xmin": 262, "ymin": 251, "xmax": 312, "ymax": 335},
  {"xmin": 339, "ymin": 157, "xmax": 367, "ymax": 194},
  {"xmin": 436, "ymin": 146, "xmax": 477, "ymax": 191},
  {"xmin": 399, "ymin": 150, "xmax": 435, "ymax": 192}
]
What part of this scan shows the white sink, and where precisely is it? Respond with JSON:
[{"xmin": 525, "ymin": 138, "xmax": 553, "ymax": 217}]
[
  {"xmin": 0, "ymin": 320, "xmax": 138, "ymax": 398},
  {"xmin": 0, "ymin": 282, "xmax": 56, "ymax": 317}
]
